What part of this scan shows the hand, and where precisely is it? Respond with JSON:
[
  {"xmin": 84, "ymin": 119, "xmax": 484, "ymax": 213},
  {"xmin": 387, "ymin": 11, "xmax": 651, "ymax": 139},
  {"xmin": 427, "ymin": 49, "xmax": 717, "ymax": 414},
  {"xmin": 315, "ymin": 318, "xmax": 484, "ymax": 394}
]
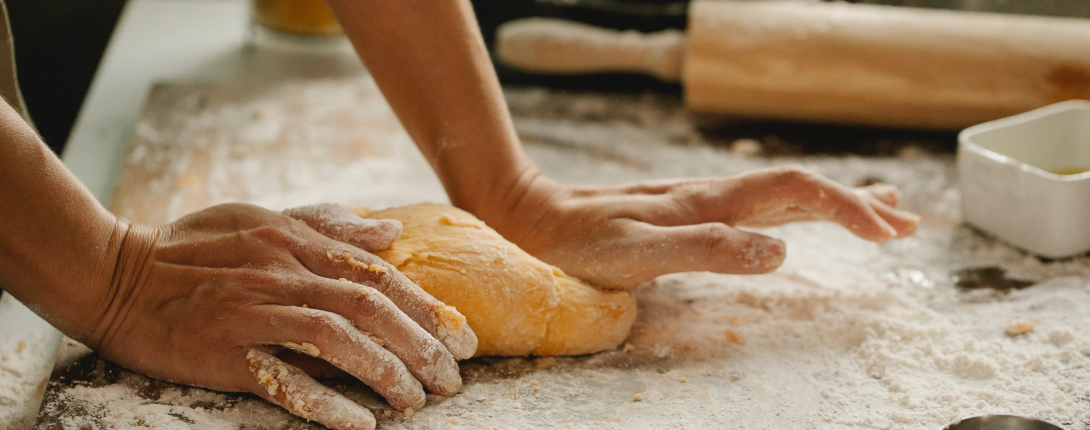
[
  {"xmin": 81, "ymin": 203, "xmax": 477, "ymax": 430},
  {"xmin": 480, "ymin": 165, "xmax": 919, "ymax": 289}
]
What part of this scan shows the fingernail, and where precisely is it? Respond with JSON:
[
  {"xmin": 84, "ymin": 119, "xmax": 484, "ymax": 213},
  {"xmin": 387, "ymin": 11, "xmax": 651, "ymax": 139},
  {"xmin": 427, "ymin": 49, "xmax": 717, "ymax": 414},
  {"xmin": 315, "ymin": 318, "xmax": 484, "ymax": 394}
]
[
  {"xmin": 753, "ymin": 237, "xmax": 786, "ymax": 270},
  {"xmin": 435, "ymin": 305, "xmax": 478, "ymax": 360}
]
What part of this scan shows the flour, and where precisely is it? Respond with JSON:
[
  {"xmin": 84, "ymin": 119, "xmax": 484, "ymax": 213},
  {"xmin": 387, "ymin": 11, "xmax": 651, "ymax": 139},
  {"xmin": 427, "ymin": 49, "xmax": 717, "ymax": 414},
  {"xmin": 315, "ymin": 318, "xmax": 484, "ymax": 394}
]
[
  {"xmin": 38, "ymin": 78, "xmax": 1090, "ymax": 429},
  {"xmin": 0, "ymin": 334, "xmax": 52, "ymax": 429},
  {"xmin": 0, "ymin": 292, "xmax": 61, "ymax": 430}
]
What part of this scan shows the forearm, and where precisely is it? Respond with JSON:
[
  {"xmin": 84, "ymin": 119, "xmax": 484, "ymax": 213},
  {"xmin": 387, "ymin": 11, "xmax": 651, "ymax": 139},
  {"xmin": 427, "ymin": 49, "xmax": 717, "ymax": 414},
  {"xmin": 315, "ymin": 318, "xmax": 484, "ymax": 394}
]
[
  {"xmin": 0, "ymin": 100, "xmax": 124, "ymax": 341},
  {"xmin": 327, "ymin": 0, "xmax": 538, "ymax": 218}
]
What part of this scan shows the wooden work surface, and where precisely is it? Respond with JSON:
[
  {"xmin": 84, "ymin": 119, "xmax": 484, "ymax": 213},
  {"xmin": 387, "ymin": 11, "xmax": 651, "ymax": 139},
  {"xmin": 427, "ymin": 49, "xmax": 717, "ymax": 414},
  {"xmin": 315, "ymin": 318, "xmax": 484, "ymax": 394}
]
[{"xmin": 33, "ymin": 77, "xmax": 1090, "ymax": 430}]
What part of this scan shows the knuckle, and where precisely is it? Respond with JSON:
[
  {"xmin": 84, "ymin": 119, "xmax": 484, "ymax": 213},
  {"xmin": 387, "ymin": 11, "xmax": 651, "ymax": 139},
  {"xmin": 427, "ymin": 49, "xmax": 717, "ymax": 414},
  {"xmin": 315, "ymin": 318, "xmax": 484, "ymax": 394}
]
[
  {"xmin": 249, "ymin": 221, "xmax": 301, "ymax": 246},
  {"xmin": 305, "ymin": 311, "xmax": 352, "ymax": 339},
  {"xmin": 668, "ymin": 181, "xmax": 713, "ymax": 214},
  {"xmin": 675, "ymin": 185, "xmax": 706, "ymax": 206},
  {"xmin": 347, "ymin": 285, "xmax": 387, "ymax": 318},
  {"xmin": 223, "ymin": 202, "xmax": 264, "ymax": 212},
  {"xmin": 222, "ymin": 202, "xmax": 274, "ymax": 223},
  {"xmin": 699, "ymin": 223, "xmax": 734, "ymax": 255},
  {"xmin": 778, "ymin": 164, "xmax": 814, "ymax": 181}
]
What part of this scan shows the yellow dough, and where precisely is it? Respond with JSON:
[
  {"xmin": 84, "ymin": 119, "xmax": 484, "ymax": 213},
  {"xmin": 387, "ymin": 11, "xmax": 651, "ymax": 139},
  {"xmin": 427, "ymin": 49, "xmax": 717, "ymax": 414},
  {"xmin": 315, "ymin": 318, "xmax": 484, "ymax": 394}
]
[{"xmin": 357, "ymin": 204, "xmax": 637, "ymax": 357}]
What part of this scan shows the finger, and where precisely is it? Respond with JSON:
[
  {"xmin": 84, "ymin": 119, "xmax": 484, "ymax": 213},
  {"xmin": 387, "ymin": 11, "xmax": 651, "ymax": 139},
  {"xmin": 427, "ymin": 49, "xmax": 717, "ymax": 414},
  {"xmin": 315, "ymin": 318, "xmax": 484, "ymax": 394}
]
[
  {"xmin": 862, "ymin": 196, "xmax": 919, "ymax": 238},
  {"xmin": 276, "ymin": 351, "xmax": 350, "ymax": 379},
  {"xmin": 859, "ymin": 183, "xmax": 901, "ymax": 208},
  {"xmin": 260, "ymin": 306, "xmax": 426, "ymax": 412},
  {"xmin": 648, "ymin": 167, "xmax": 898, "ymax": 242},
  {"xmin": 306, "ymin": 277, "xmax": 461, "ymax": 396},
  {"xmin": 723, "ymin": 186, "xmax": 897, "ymax": 242},
  {"xmin": 284, "ymin": 204, "xmax": 403, "ymax": 252},
  {"xmin": 245, "ymin": 349, "xmax": 377, "ymax": 430},
  {"xmin": 732, "ymin": 206, "xmax": 817, "ymax": 228},
  {"xmin": 809, "ymin": 186, "xmax": 898, "ymax": 242},
  {"xmin": 740, "ymin": 168, "xmax": 900, "ymax": 242},
  {"xmin": 298, "ymin": 242, "xmax": 478, "ymax": 360},
  {"xmin": 735, "ymin": 196, "xmax": 919, "ymax": 238},
  {"xmin": 600, "ymin": 221, "xmax": 786, "ymax": 286}
]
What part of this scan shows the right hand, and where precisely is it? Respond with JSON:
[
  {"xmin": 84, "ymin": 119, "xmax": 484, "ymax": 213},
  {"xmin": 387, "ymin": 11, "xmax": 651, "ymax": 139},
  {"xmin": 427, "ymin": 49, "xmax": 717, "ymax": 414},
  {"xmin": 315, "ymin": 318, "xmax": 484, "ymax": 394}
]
[
  {"xmin": 81, "ymin": 203, "xmax": 477, "ymax": 430},
  {"xmin": 478, "ymin": 165, "xmax": 919, "ymax": 289}
]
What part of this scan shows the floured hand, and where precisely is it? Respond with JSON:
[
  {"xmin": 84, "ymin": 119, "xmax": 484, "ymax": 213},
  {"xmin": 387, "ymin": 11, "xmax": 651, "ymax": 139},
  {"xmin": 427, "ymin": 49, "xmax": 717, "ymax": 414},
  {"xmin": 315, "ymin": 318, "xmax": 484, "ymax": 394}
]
[
  {"xmin": 479, "ymin": 165, "xmax": 919, "ymax": 289},
  {"xmin": 84, "ymin": 203, "xmax": 477, "ymax": 430}
]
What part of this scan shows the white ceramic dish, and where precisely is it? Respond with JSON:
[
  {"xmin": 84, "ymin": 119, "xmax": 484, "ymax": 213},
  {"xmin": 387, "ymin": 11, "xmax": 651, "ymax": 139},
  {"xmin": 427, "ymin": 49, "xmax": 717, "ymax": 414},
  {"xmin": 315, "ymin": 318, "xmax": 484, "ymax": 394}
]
[{"xmin": 958, "ymin": 99, "xmax": 1090, "ymax": 258}]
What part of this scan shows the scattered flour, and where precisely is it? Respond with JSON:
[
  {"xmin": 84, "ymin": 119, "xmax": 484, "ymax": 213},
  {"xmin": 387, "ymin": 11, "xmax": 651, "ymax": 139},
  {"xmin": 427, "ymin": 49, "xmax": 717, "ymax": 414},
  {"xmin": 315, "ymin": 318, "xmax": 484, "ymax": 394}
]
[
  {"xmin": 36, "ymin": 78, "xmax": 1090, "ymax": 429},
  {"xmin": 0, "ymin": 333, "xmax": 53, "ymax": 430},
  {"xmin": 0, "ymin": 293, "xmax": 61, "ymax": 430}
]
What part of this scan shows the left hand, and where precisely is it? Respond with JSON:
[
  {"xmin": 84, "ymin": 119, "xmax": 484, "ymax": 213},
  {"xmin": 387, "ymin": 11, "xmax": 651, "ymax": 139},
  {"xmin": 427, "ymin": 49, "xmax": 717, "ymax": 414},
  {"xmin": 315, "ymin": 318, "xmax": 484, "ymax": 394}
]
[{"xmin": 478, "ymin": 165, "xmax": 919, "ymax": 289}]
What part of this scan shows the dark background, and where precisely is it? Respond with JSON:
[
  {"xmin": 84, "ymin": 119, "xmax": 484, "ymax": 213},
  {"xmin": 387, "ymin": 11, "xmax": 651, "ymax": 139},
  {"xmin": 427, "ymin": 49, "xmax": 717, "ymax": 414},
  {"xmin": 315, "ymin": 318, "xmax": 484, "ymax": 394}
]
[{"xmin": 6, "ymin": 0, "xmax": 127, "ymax": 154}]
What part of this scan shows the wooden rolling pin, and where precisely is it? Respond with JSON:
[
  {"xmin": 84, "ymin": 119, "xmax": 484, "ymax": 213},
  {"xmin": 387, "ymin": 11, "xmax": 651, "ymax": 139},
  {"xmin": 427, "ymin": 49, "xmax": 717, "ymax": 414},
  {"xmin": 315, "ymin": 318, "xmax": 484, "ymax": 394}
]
[{"xmin": 496, "ymin": 1, "xmax": 1090, "ymax": 129}]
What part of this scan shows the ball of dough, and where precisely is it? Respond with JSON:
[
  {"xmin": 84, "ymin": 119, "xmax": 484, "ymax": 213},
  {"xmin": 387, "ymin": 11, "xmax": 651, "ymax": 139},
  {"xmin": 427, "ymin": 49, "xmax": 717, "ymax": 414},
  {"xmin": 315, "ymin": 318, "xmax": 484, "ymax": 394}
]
[{"xmin": 357, "ymin": 204, "xmax": 637, "ymax": 357}]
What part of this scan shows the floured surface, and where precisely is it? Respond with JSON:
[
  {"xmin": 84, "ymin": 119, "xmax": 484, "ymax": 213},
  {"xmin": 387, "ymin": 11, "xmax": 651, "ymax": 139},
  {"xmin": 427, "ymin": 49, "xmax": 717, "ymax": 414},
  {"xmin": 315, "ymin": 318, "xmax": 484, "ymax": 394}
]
[
  {"xmin": 35, "ymin": 77, "xmax": 1090, "ymax": 429},
  {"xmin": 0, "ymin": 332, "xmax": 53, "ymax": 430},
  {"xmin": 0, "ymin": 294, "xmax": 62, "ymax": 430}
]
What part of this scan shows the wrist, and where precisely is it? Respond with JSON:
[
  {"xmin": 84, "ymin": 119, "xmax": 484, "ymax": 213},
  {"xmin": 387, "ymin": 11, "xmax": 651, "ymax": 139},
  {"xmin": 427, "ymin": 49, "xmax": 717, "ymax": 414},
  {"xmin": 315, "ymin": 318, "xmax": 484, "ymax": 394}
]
[
  {"xmin": 446, "ymin": 156, "xmax": 540, "ymax": 221},
  {"xmin": 467, "ymin": 165, "xmax": 567, "ymax": 250},
  {"xmin": 80, "ymin": 220, "xmax": 161, "ymax": 350}
]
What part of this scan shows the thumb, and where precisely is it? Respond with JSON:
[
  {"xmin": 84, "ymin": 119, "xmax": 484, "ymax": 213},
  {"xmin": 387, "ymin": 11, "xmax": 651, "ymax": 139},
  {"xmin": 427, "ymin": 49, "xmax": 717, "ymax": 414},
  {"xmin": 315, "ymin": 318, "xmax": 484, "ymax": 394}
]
[
  {"xmin": 283, "ymin": 203, "xmax": 402, "ymax": 252},
  {"xmin": 592, "ymin": 221, "xmax": 786, "ymax": 289}
]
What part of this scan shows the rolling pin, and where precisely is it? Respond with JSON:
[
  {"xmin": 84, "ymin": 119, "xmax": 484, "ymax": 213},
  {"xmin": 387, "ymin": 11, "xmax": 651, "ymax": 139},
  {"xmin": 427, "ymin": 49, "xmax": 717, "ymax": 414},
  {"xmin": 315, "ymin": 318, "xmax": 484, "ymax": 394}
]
[{"xmin": 495, "ymin": 1, "xmax": 1090, "ymax": 130}]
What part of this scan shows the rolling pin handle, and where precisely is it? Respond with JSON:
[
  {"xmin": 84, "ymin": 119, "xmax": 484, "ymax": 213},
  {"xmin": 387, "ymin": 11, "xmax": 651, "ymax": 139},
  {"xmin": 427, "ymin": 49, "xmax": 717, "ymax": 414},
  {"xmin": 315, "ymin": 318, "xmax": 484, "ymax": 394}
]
[{"xmin": 495, "ymin": 18, "xmax": 686, "ymax": 83}]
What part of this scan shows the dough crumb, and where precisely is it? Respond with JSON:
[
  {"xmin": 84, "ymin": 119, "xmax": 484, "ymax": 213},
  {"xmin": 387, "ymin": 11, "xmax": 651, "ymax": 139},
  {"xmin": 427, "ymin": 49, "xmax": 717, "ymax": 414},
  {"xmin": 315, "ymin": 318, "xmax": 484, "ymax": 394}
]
[
  {"xmin": 404, "ymin": 408, "xmax": 414, "ymax": 418},
  {"xmin": 16, "ymin": 341, "xmax": 25, "ymax": 353},
  {"xmin": 447, "ymin": 417, "xmax": 459, "ymax": 424},
  {"xmin": 326, "ymin": 249, "xmax": 378, "ymax": 273},
  {"xmin": 358, "ymin": 288, "xmax": 370, "ymax": 297},
  {"xmin": 634, "ymin": 394, "xmax": 644, "ymax": 402},
  {"xmin": 300, "ymin": 343, "xmax": 320, "ymax": 357},
  {"xmin": 730, "ymin": 138, "xmax": 762, "ymax": 156},
  {"xmin": 725, "ymin": 330, "xmax": 747, "ymax": 345},
  {"xmin": 435, "ymin": 304, "xmax": 468, "ymax": 336},
  {"xmin": 1006, "ymin": 319, "xmax": 1036, "ymax": 336},
  {"xmin": 622, "ymin": 343, "xmax": 635, "ymax": 353},
  {"xmin": 279, "ymin": 342, "xmax": 321, "ymax": 357}
]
